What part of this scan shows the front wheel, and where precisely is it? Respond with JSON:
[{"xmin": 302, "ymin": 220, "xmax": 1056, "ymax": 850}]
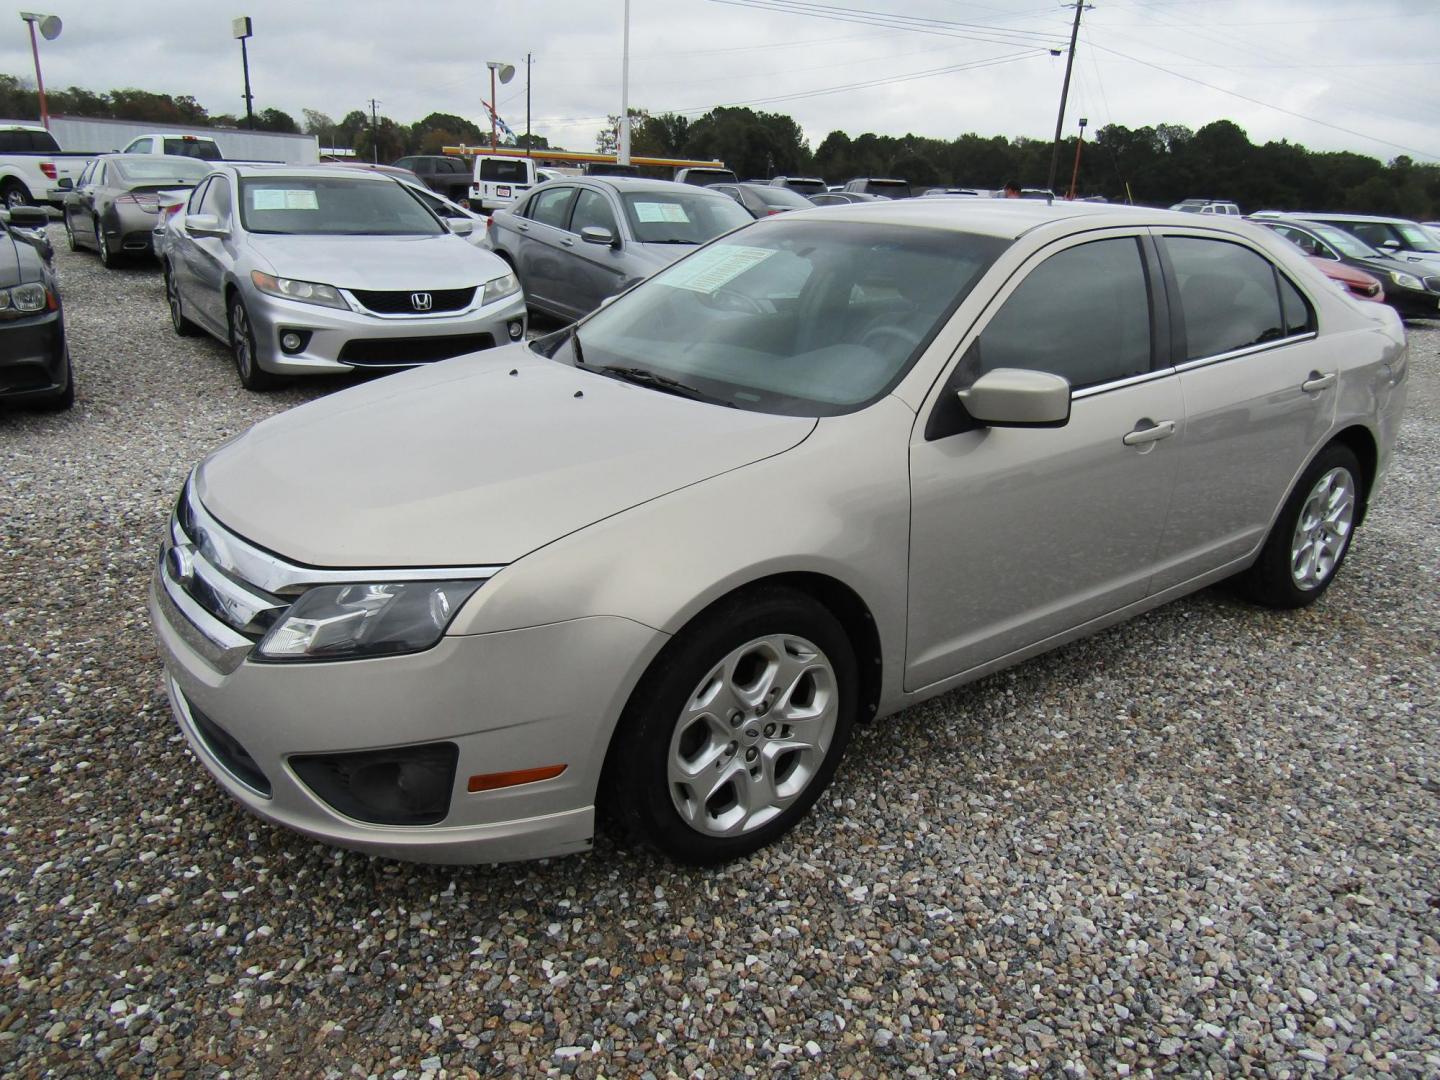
[
  {"xmin": 1, "ymin": 181, "xmax": 30, "ymax": 210},
  {"xmin": 1236, "ymin": 443, "xmax": 1362, "ymax": 608},
  {"xmin": 229, "ymin": 295, "xmax": 279, "ymax": 391},
  {"xmin": 606, "ymin": 587, "xmax": 858, "ymax": 864}
]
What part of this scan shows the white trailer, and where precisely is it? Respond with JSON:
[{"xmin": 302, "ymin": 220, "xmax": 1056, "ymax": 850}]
[{"xmin": 9, "ymin": 116, "xmax": 319, "ymax": 164}]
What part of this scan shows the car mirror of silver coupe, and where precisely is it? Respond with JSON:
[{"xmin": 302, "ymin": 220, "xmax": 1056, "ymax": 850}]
[
  {"xmin": 449, "ymin": 218, "xmax": 475, "ymax": 236},
  {"xmin": 956, "ymin": 368, "xmax": 1072, "ymax": 428},
  {"xmin": 184, "ymin": 213, "xmax": 228, "ymax": 239},
  {"xmin": 581, "ymin": 226, "xmax": 619, "ymax": 249}
]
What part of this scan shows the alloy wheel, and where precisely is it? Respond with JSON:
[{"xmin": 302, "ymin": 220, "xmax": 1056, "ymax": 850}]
[
  {"xmin": 231, "ymin": 301, "xmax": 254, "ymax": 379},
  {"xmin": 166, "ymin": 270, "xmax": 184, "ymax": 332},
  {"xmin": 667, "ymin": 633, "xmax": 838, "ymax": 837},
  {"xmin": 1290, "ymin": 467, "xmax": 1355, "ymax": 591}
]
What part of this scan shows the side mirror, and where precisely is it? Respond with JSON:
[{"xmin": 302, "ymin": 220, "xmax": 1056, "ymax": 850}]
[
  {"xmin": 184, "ymin": 213, "xmax": 228, "ymax": 238},
  {"xmin": 55, "ymin": 177, "xmax": 73, "ymax": 191},
  {"xmin": 449, "ymin": 218, "xmax": 475, "ymax": 236},
  {"xmin": 581, "ymin": 225, "xmax": 618, "ymax": 248},
  {"xmin": 5, "ymin": 205, "xmax": 50, "ymax": 226},
  {"xmin": 1378, "ymin": 239, "xmax": 1400, "ymax": 250},
  {"xmin": 956, "ymin": 368, "xmax": 1071, "ymax": 428}
]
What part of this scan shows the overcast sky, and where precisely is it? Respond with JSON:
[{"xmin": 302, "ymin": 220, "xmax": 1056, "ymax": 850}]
[{"xmin": 4, "ymin": 0, "xmax": 1438, "ymax": 162}]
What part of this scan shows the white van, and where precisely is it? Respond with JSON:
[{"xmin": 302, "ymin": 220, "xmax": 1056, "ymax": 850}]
[{"xmin": 470, "ymin": 155, "xmax": 538, "ymax": 213}]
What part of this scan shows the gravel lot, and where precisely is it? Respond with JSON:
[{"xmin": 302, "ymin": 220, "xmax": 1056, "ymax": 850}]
[{"xmin": 2, "ymin": 231, "xmax": 1437, "ymax": 1079}]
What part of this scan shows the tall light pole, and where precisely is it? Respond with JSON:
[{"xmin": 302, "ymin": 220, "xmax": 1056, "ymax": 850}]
[
  {"xmin": 232, "ymin": 17, "xmax": 255, "ymax": 130},
  {"xmin": 485, "ymin": 60, "xmax": 515, "ymax": 150},
  {"xmin": 618, "ymin": 0, "xmax": 631, "ymax": 165},
  {"xmin": 1046, "ymin": 1, "xmax": 1090, "ymax": 196},
  {"xmin": 18, "ymin": 12, "xmax": 62, "ymax": 131}
]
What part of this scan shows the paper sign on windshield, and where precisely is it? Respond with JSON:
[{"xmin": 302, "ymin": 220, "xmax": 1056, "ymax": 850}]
[
  {"xmin": 661, "ymin": 245, "xmax": 774, "ymax": 294},
  {"xmin": 633, "ymin": 201, "xmax": 690, "ymax": 224},
  {"xmin": 251, "ymin": 189, "xmax": 320, "ymax": 211}
]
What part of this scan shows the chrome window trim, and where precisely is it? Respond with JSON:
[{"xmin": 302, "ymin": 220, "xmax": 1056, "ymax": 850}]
[
  {"xmin": 1173, "ymin": 331, "xmax": 1317, "ymax": 374},
  {"xmin": 1070, "ymin": 367, "xmax": 1176, "ymax": 400},
  {"xmin": 181, "ymin": 478, "xmax": 502, "ymax": 593}
]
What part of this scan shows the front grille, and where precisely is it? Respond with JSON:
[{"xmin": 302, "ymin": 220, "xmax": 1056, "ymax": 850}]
[
  {"xmin": 185, "ymin": 694, "xmax": 272, "ymax": 797},
  {"xmin": 349, "ymin": 287, "xmax": 476, "ymax": 315},
  {"xmin": 338, "ymin": 334, "xmax": 494, "ymax": 367},
  {"xmin": 1425, "ymin": 276, "xmax": 1440, "ymax": 293}
]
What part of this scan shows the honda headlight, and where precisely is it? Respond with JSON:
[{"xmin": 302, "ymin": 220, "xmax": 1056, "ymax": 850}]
[
  {"xmin": 257, "ymin": 581, "xmax": 483, "ymax": 662},
  {"xmin": 250, "ymin": 270, "xmax": 349, "ymax": 310},
  {"xmin": 0, "ymin": 281, "xmax": 50, "ymax": 319},
  {"xmin": 1389, "ymin": 270, "xmax": 1423, "ymax": 290},
  {"xmin": 482, "ymin": 272, "xmax": 520, "ymax": 305}
]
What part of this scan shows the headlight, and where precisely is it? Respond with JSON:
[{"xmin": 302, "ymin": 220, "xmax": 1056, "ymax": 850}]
[
  {"xmin": 250, "ymin": 270, "xmax": 349, "ymax": 310},
  {"xmin": 0, "ymin": 281, "xmax": 50, "ymax": 318},
  {"xmin": 482, "ymin": 272, "xmax": 520, "ymax": 305},
  {"xmin": 1389, "ymin": 270, "xmax": 1423, "ymax": 290},
  {"xmin": 257, "ymin": 580, "xmax": 483, "ymax": 662}
]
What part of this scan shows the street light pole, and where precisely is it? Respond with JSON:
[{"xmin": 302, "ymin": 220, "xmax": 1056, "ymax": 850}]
[
  {"xmin": 232, "ymin": 17, "xmax": 255, "ymax": 130},
  {"xmin": 1068, "ymin": 117, "xmax": 1088, "ymax": 200},
  {"xmin": 1046, "ymin": 1, "xmax": 1089, "ymax": 195},
  {"xmin": 618, "ymin": 0, "xmax": 631, "ymax": 165},
  {"xmin": 489, "ymin": 63, "xmax": 498, "ymax": 150},
  {"xmin": 18, "ymin": 12, "xmax": 62, "ymax": 131}
]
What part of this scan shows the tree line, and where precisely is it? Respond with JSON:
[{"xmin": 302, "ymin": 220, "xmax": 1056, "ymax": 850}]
[{"xmin": 2, "ymin": 75, "xmax": 1434, "ymax": 217}]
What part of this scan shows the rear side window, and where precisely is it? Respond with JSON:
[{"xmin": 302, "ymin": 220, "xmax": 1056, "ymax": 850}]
[
  {"xmin": 1166, "ymin": 237, "xmax": 1300, "ymax": 360},
  {"xmin": 963, "ymin": 237, "xmax": 1153, "ymax": 391},
  {"xmin": 527, "ymin": 186, "xmax": 574, "ymax": 228},
  {"xmin": 480, "ymin": 159, "xmax": 528, "ymax": 182},
  {"xmin": 1279, "ymin": 275, "xmax": 1316, "ymax": 336}
]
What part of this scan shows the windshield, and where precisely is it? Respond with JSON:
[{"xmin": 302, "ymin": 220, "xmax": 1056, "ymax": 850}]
[
  {"xmin": 780, "ymin": 179, "xmax": 827, "ymax": 195},
  {"xmin": 535, "ymin": 219, "xmax": 1007, "ymax": 417},
  {"xmin": 112, "ymin": 157, "xmax": 211, "ymax": 185},
  {"xmin": 865, "ymin": 180, "xmax": 912, "ymax": 198},
  {"xmin": 163, "ymin": 138, "xmax": 221, "ymax": 161},
  {"xmin": 620, "ymin": 190, "xmax": 752, "ymax": 244},
  {"xmin": 751, "ymin": 186, "xmax": 814, "ymax": 209},
  {"xmin": 1395, "ymin": 223, "xmax": 1440, "ymax": 252},
  {"xmin": 238, "ymin": 176, "xmax": 444, "ymax": 236},
  {"xmin": 1304, "ymin": 222, "xmax": 1380, "ymax": 259}
]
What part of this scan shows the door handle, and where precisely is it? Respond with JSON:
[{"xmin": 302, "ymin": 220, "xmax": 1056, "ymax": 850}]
[
  {"xmin": 1301, "ymin": 371, "xmax": 1336, "ymax": 393},
  {"xmin": 1122, "ymin": 419, "xmax": 1176, "ymax": 447},
  {"xmin": 517, "ymin": 223, "xmax": 530, "ymax": 232},
  {"xmin": 560, "ymin": 238, "xmax": 575, "ymax": 247}
]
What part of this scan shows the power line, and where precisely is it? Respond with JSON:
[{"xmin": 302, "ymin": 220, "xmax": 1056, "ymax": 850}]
[{"xmin": 705, "ymin": 0, "xmax": 1068, "ymax": 51}]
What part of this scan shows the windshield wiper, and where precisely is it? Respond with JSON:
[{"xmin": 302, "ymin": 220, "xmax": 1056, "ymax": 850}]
[
  {"xmin": 644, "ymin": 238, "xmax": 698, "ymax": 245},
  {"xmin": 570, "ymin": 326, "xmax": 585, "ymax": 366},
  {"xmin": 596, "ymin": 365, "xmax": 716, "ymax": 403}
]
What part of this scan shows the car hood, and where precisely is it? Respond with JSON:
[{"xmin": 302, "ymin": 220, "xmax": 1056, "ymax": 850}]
[
  {"xmin": 196, "ymin": 344, "xmax": 816, "ymax": 567},
  {"xmin": 0, "ymin": 228, "xmax": 40, "ymax": 289},
  {"xmin": 245, "ymin": 232, "xmax": 508, "ymax": 291}
]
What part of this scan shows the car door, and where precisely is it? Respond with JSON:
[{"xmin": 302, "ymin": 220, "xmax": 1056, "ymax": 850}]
[
  {"xmin": 563, "ymin": 186, "xmax": 628, "ymax": 314},
  {"xmin": 514, "ymin": 185, "xmax": 577, "ymax": 315},
  {"xmin": 66, "ymin": 160, "xmax": 96, "ymax": 245},
  {"xmin": 1146, "ymin": 231, "xmax": 1335, "ymax": 591},
  {"xmin": 188, "ymin": 175, "xmax": 236, "ymax": 330},
  {"xmin": 906, "ymin": 231, "xmax": 1183, "ymax": 690}
]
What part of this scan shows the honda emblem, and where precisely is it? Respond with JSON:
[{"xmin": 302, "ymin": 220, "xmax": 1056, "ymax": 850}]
[{"xmin": 411, "ymin": 292, "xmax": 433, "ymax": 312}]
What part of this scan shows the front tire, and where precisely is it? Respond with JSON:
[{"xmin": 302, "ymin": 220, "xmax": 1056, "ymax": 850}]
[
  {"xmin": 228, "ymin": 294, "xmax": 279, "ymax": 391},
  {"xmin": 1236, "ymin": 443, "xmax": 1362, "ymax": 609},
  {"xmin": 1, "ymin": 180, "xmax": 30, "ymax": 210},
  {"xmin": 607, "ymin": 587, "xmax": 858, "ymax": 865}
]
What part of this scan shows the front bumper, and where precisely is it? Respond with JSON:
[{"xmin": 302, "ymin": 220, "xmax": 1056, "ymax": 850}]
[
  {"xmin": 148, "ymin": 563, "xmax": 662, "ymax": 864},
  {"xmin": 0, "ymin": 307, "xmax": 67, "ymax": 400},
  {"xmin": 242, "ymin": 284, "xmax": 527, "ymax": 375}
]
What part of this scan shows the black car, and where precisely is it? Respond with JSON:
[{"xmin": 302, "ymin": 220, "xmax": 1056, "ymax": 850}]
[
  {"xmin": 705, "ymin": 181, "xmax": 814, "ymax": 218},
  {"xmin": 1254, "ymin": 215, "xmax": 1440, "ymax": 315},
  {"xmin": 391, "ymin": 155, "xmax": 472, "ymax": 203},
  {"xmin": 0, "ymin": 206, "xmax": 72, "ymax": 410}
]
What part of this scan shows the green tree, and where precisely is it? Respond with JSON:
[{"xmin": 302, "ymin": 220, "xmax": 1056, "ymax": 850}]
[{"xmin": 597, "ymin": 108, "xmax": 650, "ymax": 155}]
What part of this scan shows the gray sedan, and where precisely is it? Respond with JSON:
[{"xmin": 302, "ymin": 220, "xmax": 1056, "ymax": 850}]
[
  {"xmin": 62, "ymin": 154, "xmax": 211, "ymax": 267},
  {"xmin": 161, "ymin": 164, "xmax": 526, "ymax": 390},
  {"xmin": 484, "ymin": 177, "xmax": 751, "ymax": 321}
]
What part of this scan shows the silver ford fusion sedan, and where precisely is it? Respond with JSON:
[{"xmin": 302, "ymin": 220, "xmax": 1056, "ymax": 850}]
[
  {"xmin": 149, "ymin": 200, "xmax": 1408, "ymax": 866},
  {"xmin": 160, "ymin": 164, "xmax": 526, "ymax": 390}
]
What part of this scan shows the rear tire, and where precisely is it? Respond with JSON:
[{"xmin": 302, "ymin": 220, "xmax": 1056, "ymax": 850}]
[
  {"xmin": 165, "ymin": 264, "xmax": 197, "ymax": 337},
  {"xmin": 229, "ymin": 294, "xmax": 280, "ymax": 391},
  {"xmin": 606, "ymin": 586, "xmax": 858, "ymax": 865},
  {"xmin": 64, "ymin": 215, "xmax": 78, "ymax": 252},
  {"xmin": 1235, "ymin": 443, "xmax": 1362, "ymax": 609},
  {"xmin": 95, "ymin": 222, "xmax": 119, "ymax": 269}
]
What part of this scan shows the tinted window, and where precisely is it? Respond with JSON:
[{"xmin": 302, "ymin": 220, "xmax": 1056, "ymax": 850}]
[
  {"xmin": 1280, "ymin": 275, "xmax": 1315, "ymax": 336},
  {"xmin": 393, "ymin": 157, "xmax": 416, "ymax": 169},
  {"xmin": 164, "ymin": 139, "xmax": 221, "ymax": 161},
  {"xmin": 619, "ymin": 190, "xmax": 751, "ymax": 244},
  {"xmin": 480, "ymin": 159, "xmax": 528, "ymax": 182},
  {"xmin": 1168, "ymin": 237, "xmax": 1290, "ymax": 360},
  {"xmin": 863, "ymin": 180, "xmax": 912, "ymax": 199},
  {"xmin": 0, "ymin": 131, "xmax": 21, "ymax": 152},
  {"xmin": 678, "ymin": 169, "xmax": 737, "ymax": 186},
  {"xmin": 527, "ymin": 186, "xmax": 575, "ymax": 228},
  {"xmin": 964, "ymin": 237, "xmax": 1152, "ymax": 390},
  {"xmin": 570, "ymin": 188, "xmax": 618, "ymax": 235},
  {"xmin": 779, "ymin": 179, "xmax": 827, "ymax": 195}
]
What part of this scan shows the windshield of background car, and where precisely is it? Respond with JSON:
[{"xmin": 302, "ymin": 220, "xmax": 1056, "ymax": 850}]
[
  {"xmin": 866, "ymin": 181, "xmax": 912, "ymax": 198},
  {"xmin": 1395, "ymin": 223, "xmax": 1440, "ymax": 252},
  {"xmin": 620, "ymin": 191, "xmax": 752, "ymax": 244},
  {"xmin": 163, "ymin": 139, "xmax": 222, "ymax": 161},
  {"xmin": 112, "ymin": 157, "xmax": 211, "ymax": 186},
  {"xmin": 238, "ymin": 177, "xmax": 444, "ymax": 236},
  {"xmin": 541, "ymin": 219, "xmax": 1007, "ymax": 416},
  {"xmin": 1304, "ymin": 222, "xmax": 1381, "ymax": 259},
  {"xmin": 751, "ymin": 186, "xmax": 815, "ymax": 209},
  {"xmin": 479, "ymin": 159, "xmax": 528, "ymax": 182},
  {"xmin": 782, "ymin": 179, "xmax": 827, "ymax": 195}
]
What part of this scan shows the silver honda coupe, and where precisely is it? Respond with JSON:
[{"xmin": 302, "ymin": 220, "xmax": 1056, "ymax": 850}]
[
  {"xmin": 150, "ymin": 199, "xmax": 1408, "ymax": 866},
  {"xmin": 159, "ymin": 164, "xmax": 526, "ymax": 389}
]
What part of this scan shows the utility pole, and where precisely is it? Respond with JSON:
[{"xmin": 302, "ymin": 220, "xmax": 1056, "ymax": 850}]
[
  {"xmin": 368, "ymin": 98, "xmax": 380, "ymax": 163},
  {"xmin": 1046, "ymin": 1, "xmax": 1090, "ymax": 196},
  {"xmin": 1068, "ymin": 117, "xmax": 1088, "ymax": 199},
  {"xmin": 525, "ymin": 53, "xmax": 532, "ymax": 157},
  {"xmin": 619, "ymin": 0, "xmax": 631, "ymax": 165}
]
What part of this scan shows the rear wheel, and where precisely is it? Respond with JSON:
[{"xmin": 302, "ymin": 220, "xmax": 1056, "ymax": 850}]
[
  {"xmin": 95, "ymin": 222, "xmax": 119, "ymax": 268},
  {"xmin": 63, "ymin": 214, "xmax": 78, "ymax": 252},
  {"xmin": 164, "ymin": 264, "xmax": 197, "ymax": 336},
  {"xmin": 1236, "ymin": 443, "xmax": 1362, "ymax": 608},
  {"xmin": 229, "ymin": 295, "xmax": 279, "ymax": 391},
  {"xmin": 607, "ymin": 587, "xmax": 858, "ymax": 864}
]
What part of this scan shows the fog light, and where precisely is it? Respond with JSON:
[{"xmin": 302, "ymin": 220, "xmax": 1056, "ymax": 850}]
[
  {"xmin": 507, "ymin": 320, "xmax": 524, "ymax": 340},
  {"xmin": 290, "ymin": 742, "xmax": 458, "ymax": 825},
  {"xmin": 279, "ymin": 330, "xmax": 307, "ymax": 354}
]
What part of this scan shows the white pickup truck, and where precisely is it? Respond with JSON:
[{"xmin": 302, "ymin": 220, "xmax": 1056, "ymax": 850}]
[
  {"xmin": 0, "ymin": 125, "xmax": 94, "ymax": 209},
  {"xmin": 120, "ymin": 132, "xmax": 223, "ymax": 161}
]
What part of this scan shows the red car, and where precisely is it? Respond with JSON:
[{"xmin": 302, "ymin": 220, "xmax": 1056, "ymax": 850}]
[{"xmin": 1308, "ymin": 256, "xmax": 1383, "ymax": 302}]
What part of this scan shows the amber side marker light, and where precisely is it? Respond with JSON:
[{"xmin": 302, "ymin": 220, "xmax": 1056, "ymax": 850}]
[{"xmin": 468, "ymin": 764, "xmax": 567, "ymax": 793}]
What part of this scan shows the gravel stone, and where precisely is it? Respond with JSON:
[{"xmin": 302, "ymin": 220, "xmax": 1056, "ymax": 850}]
[{"xmin": 1, "ymin": 232, "xmax": 1438, "ymax": 1076}]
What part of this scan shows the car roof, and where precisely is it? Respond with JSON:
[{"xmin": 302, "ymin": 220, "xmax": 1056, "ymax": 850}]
[
  {"xmin": 1291, "ymin": 211, "xmax": 1414, "ymax": 225},
  {"xmin": 791, "ymin": 198, "xmax": 1273, "ymax": 240},
  {"xmin": 218, "ymin": 163, "xmax": 397, "ymax": 181},
  {"xmin": 565, "ymin": 176, "xmax": 733, "ymax": 195},
  {"xmin": 1, "ymin": 124, "xmax": 47, "ymax": 133}
]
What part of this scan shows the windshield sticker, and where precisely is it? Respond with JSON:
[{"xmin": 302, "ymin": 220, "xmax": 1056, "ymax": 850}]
[
  {"xmin": 661, "ymin": 245, "xmax": 775, "ymax": 293},
  {"xmin": 634, "ymin": 201, "xmax": 691, "ymax": 224},
  {"xmin": 250, "ymin": 189, "xmax": 320, "ymax": 211}
]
